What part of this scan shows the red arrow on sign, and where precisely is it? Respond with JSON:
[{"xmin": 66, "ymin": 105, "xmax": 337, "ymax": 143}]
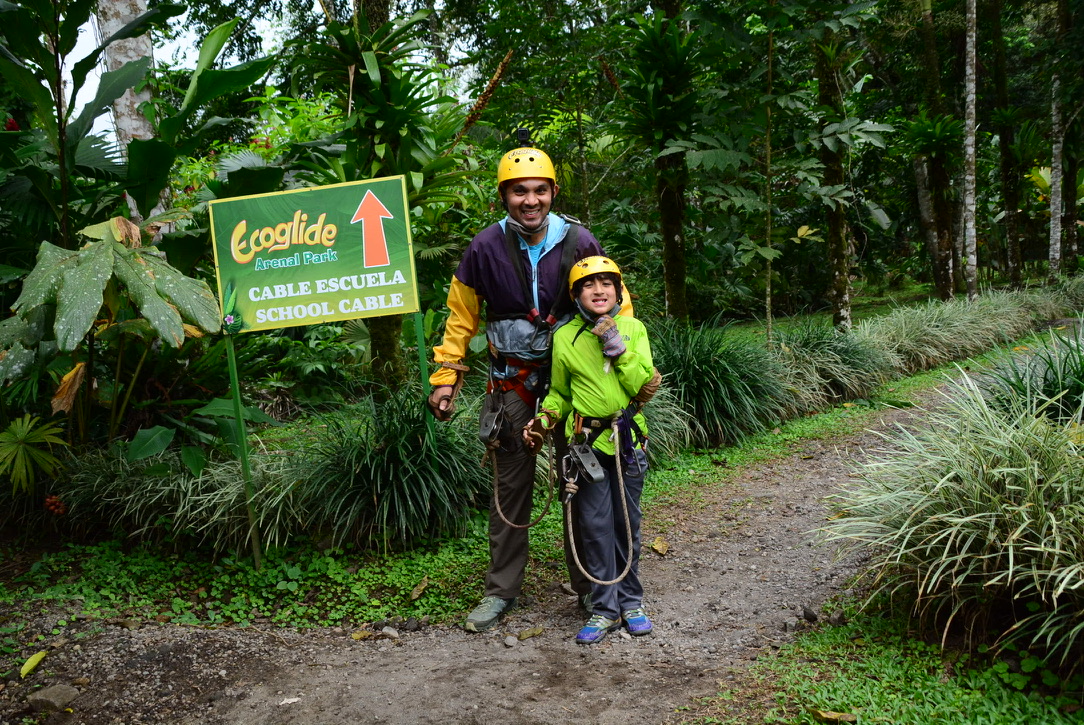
[{"xmin": 350, "ymin": 190, "xmax": 393, "ymax": 267}]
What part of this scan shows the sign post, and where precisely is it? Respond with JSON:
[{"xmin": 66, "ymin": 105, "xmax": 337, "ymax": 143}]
[{"xmin": 209, "ymin": 176, "xmax": 419, "ymax": 565}]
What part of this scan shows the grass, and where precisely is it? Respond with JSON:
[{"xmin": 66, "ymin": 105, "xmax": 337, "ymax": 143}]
[{"xmin": 679, "ymin": 600, "xmax": 1084, "ymax": 725}]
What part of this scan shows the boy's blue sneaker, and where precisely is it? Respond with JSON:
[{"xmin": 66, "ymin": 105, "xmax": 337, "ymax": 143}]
[
  {"xmin": 576, "ymin": 614, "xmax": 620, "ymax": 645},
  {"xmin": 622, "ymin": 608, "xmax": 653, "ymax": 636}
]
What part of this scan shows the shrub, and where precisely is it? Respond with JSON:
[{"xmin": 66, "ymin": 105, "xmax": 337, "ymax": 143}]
[
  {"xmin": 856, "ymin": 295, "xmax": 1040, "ymax": 375},
  {"xmin": 824, "ymin": 376, "xmax": 1084, "ymax": 663},
  {"xmin": 290, "ymin": 385, "xmax": 490, "ymax": 549},
  {"xmin": 649, "ymin": 318, "xmax": 791, "ymax": 447},
  {"xmin": 58, "ymin": 447, "xmax": 300, "ymax": 551},
  {"xmin": 640, "ymin": 379, "xmax": 695, "ymax": 463},
  {"xmin": 773, "ymin": 321, "xmax": 896, "ymax": 411},
  {"xmin": 983, "ymin": 326, "xmax": 1084, "ymax": 424}
]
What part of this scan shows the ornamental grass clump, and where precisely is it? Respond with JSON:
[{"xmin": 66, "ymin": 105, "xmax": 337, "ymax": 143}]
[
  {"xmin": 649, "ymin": 318, "xmax": 791, "ymax": 447},
  {"xmin": 291, "ymin": 385, "xmax": 490, "ymax": 549},
  {"xmin": 824, "ymin": 376, "xmax": 1084, "ymax": 662},
  {"xmin": 773, "ymin": 321, "xmax": 896, "ymax": 410},
  {"xmin": 983, "ymin": 326, "xmax": 1084, "ymax": 425},
  {"xmin": 856, "ymin": 295, "xmax": 1037, "ymax": 375},
  {"xmin": 59, "ymin": 449, "xmax": 299, "ymax": 552}
]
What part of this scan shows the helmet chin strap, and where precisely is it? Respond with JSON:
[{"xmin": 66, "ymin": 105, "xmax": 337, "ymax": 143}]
[
  {"xmin": 575, "ymin": 299, "xmax": 622, "ymax": 324},
  {"xmin": 506, "ymin": 215, "xmax": 550, "ymax": 240}
]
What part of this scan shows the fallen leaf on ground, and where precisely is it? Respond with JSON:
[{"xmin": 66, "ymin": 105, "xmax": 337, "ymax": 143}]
[
  {"xmin": 651, "ymin": 536, "xmax": 669, "ymax": 555},
  {"xmin": 518, "ymin": 626, "xmax": 544, "ymax": 641},
  {"xmin": 410, "ymin": 575, "xmax": 429, "ymax": 600},
  {"xmin": 20, "ymin": 651, "xmax": 47, "ymax": 679},
  {"xmin": 811, "ymin": 709, "xmax": 857, "ymax": 723}
]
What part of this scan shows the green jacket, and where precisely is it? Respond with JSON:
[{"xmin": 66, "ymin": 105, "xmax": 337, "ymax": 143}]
[{"xmin": 541, "ymin": 315, "xmax": 654, "ymax": 455}]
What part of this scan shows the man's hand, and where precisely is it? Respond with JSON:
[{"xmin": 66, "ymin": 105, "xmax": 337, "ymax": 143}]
[
  {"xmin": 590, "ymin": 315, "xmax": 626, "ymax": 358},
  {"xmin": 427, "ymin": 385, "xmax": 456, "ymax": 421}
]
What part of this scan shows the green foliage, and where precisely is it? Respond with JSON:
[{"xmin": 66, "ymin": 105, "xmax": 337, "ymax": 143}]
[
  {"xmin": 0, "ymin": 538, "xmax": 488, "ymax": 627},
  {"xmin": 615, "ymin": 14, "xmax": 704, "ymax": 155},
  {"xmin": 58, "ymin": 447, "xmax": 299, "ymax": 551},
  {"xmin": 639, "ymin": 381, "xmax": 695, "ymax": 464},
  {"xmin": 649, "ymin": 318, "xmax": 792, "ymax": 447},
  {"xmin": 0, "ymin": 414, "xmax": 66, "ymax": 494},
  {"xmin": 10, "ymin": 220, "xmax": 221, "ymax": 356},
  {"xmin": 984, "ymin": 327, "xmax": 1084, "ymax": 424},
  {"xmin": 292, "ymin": 386, "xmax": 490, "ymax": 549},
  {"xmin": 710, "ymin": 604, "xmax": 1084, "ymax": 725},
  {"xmin": 824, "ymin": 376, "xmax": 1084, "ymax": 664},
  {"xmin": 773, "ymin": 321, "xmax": 896, "ymax": 411},
  {"xmin": 854, "ymin": 292, "xmax": 1060, "ymax": 376}
]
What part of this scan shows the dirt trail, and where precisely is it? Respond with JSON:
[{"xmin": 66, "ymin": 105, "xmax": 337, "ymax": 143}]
[{"xmin": 0, "ymin": 398, "xmax": 935, "ymax": 725}]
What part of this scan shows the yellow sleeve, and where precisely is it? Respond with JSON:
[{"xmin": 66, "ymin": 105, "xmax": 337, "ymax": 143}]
[{"xmin": 430, "ymin": 275, "xmax": 481, "ymax": 386}]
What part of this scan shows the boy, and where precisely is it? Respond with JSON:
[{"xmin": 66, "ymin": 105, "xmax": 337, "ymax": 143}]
[{"xmin": 523, "ymin": 256, "xmax": 656, "ymax": 644}]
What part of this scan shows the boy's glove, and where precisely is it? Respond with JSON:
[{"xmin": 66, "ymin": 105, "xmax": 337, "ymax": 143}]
[
  {"xmin": 590, "ymin": 316, "xmax": 626, "ymax": 358},
  {"xmin": 632, "ymin": 368, "xmax": 663, "ymax": 405},
  {"xmin": 522, "ymin": 411, "xmax": 557, "ymax": 455}
]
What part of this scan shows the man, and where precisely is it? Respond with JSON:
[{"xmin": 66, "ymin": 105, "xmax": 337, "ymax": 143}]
[{"xmin": 427, "ymin": 140, "xmax": 632, "ymax": 632}]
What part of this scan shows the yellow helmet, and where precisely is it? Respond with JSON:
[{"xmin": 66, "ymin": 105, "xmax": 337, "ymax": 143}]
[
  {"xmin": 497, "ymin": 147, "xmax": 556, "ymax": 188},
  {"xmin": 569, "ymin": 256, "xmax": 622, "ymax": 297}
]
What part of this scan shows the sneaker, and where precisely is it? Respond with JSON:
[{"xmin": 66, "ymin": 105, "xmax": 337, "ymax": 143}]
[
  {"xmin": 578, "ymin": 593, "xmax": 592, "ymax": 612},
  {"xmin": 463, "ymin": 595, "xmax": 515, "ymax": 632},
  {"xmin": 575, "ymin": 614, "xmax": 620, "ymax": 645},
  {"xmin": 622, "ymin": 608, "xmax": 653, "ymax": 636}
]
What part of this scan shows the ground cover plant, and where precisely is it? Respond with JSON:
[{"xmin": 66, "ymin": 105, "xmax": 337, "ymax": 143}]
[{"xmin": 681, "ymin": 601, "xmax": 1084, "ymax": 725}]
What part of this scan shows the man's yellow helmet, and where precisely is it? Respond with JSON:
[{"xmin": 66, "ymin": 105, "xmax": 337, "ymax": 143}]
[
  {"xmin": 568, "ymin": 256, "xmax": 622, "ymax": 297},
  {"xmin": 497, "ymin": 147, "xmax": 556, "ymax": 188}
]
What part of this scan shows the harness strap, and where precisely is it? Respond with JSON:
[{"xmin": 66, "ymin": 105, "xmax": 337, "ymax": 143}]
[{"xmin": 500, "ymin": 219, "xmax": 581, "ymax": 328}]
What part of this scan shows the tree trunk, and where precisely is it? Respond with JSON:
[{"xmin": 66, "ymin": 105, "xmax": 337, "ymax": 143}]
[
  {"xmin": 916, "ymin": 0, "xmax": 954, "ymax": 299},
  {"xmin": 368, "ymin": 315, "xmax": 406, "ymax": 389},
  {"xmin": 96, "ymin": 0, "xmax": 155, "ymax": 151},
  {"xmin": 1049, "ymin": 75, "xmax": 1064, "ymax": 283},
  {"xmin": 360, "ymin": 0, "xmax": 390, "ymax": 30},
  {"xmin": 815, "ymin": 32, "xmax": 851, "ymax": 331},
  {"xmin": 656, "ymin": 152, "xmax": 689, "ymax": 321},
  {"xmin": 989, "ymin": 0, "xmax": 1023, "ymax": 287},
  {"xmin": 914, "ymin": 158, "xmax": 950, "ymax": 296},
  {"xmin": 963, "ymin": 0, "xmax": 978, "ymax": 300},
  {"xmin": 1065, "ymin": 153, "xmax": 1079, "ymax": 274}
]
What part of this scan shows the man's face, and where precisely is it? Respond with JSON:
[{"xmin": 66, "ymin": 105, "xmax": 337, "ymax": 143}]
[{"xmin": 503, "ymin": 177, "xmax": 558, "ymax": 233}]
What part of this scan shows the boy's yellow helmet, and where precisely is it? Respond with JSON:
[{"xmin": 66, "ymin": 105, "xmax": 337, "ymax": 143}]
[
  {"xmin": 497, "ymin": 147, "xmax": 556, "ymax": 187},
  {"xmin": 569, "ymin": 256, "xmax": 622, "ymax": 297}
]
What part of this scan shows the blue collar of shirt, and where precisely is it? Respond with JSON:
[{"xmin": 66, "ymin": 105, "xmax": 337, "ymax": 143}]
[{"xmin": 499, "ymin": 213, "xmax": 567, "ymax": 258}]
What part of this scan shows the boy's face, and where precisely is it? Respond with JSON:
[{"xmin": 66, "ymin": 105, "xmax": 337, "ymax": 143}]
[{"xmin": 577, "ymin": 275, "xmax": 618, "ymax": 317}]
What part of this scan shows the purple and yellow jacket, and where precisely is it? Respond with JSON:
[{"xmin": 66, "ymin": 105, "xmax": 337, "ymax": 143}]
[{"xmin": 430, "ymin": 214, "xmax": 630, "ymax": 389}]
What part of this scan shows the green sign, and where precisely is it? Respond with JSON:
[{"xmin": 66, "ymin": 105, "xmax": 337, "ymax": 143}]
[{"xmin": 209, "ymin": 176, "xmax": 418, "ymax": 333}]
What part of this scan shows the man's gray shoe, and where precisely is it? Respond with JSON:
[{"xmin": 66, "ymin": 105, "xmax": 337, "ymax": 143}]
[
  {"xmin": 578, "ymin": 593, "xmax": 592, "ymax": 612},
  {"xmin": 463, "ymin": 595, "xmax": 515, "ymax": 632}
]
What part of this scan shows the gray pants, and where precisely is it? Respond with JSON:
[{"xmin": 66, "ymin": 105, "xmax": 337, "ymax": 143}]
[
  {"xmin": 576, "ymin": 447, "xmax": 647, "ymax": 620},
  {"xmin": 484, "ymin": 390, "xmax": 589, "ymax": 599}
]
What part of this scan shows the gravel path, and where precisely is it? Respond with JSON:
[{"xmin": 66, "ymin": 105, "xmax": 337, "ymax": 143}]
[{"xmin": 0, "ymin": 396, "xmax": 937, "ymax": 725}]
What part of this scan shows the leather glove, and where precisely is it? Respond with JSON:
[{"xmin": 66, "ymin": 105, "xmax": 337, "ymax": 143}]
[
  {"xmin": 522, "ymin": 411, "xmax": 557, "ymax": 455},
  {"xmin": 427, "ymin": 385, "xmax": 456, "ymax": 421},
  {"xmin": 632, "ymin": 368, "xmax": 663, "ymax": 405},
  {"xmin": 426, "ymin": 363, "xmax": 469, "ymax": 421},
  {"xmin": 590, "ymin": 315, "xmax": 626, "ymax": 358}
]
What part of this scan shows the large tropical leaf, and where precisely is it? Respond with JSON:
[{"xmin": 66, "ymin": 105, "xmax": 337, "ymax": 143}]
[{"xmin": 54, "ymin": 237, "xmax": 113, "ymax": 351}]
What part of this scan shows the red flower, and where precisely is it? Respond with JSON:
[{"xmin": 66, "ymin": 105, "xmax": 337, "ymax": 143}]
[{"xmin": 3, "ymin": 118, "xmax": 18, "ymax": 131}]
